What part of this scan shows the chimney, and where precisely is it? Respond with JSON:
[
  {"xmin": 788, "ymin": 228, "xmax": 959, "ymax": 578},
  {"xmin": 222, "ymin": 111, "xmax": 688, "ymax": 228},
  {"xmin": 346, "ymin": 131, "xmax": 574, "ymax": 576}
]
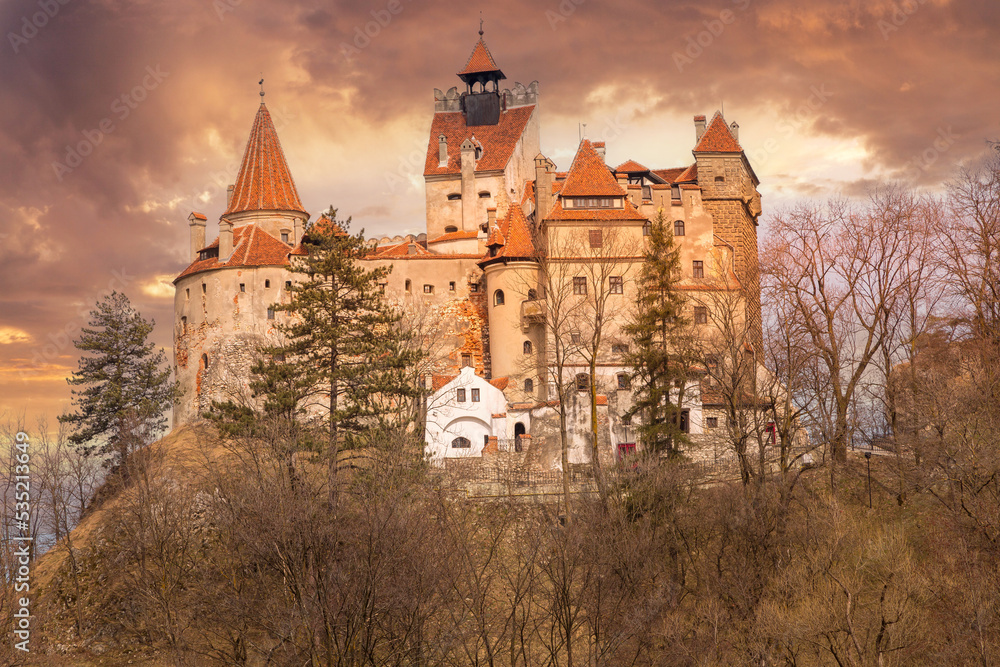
[
  {"xmin": 438, "ymin": 134, "xmax": 448, "ymax": 167},
  {"xmin": 460, "ymin": 138, "xmax": 477, "ymax": 232},
  {"xmin": 694, "ymin": 115, "xmax": 707, "ymax": 143},
  {"xmin": 593, "ymin": 141, "xmax": 606, "ymax": 161},
  {"xmin": 487, "ymin": 207, "xmax": 497, "ymax": 231},
  {"xmin": 188, "ymin": 212, "xmax": 207, "ymax": 261},
  {"xmin": 219, "ymin": 219, "xmax": 233, "ymax": 261},
  {"xmin": 729, "ymin": 121, "xmax": 739, "ymax": 142},
  {"xmin": 533, "ymin": 154, "xmax": 553, "ymax": 220},
  {"xmin": 293, "ymin": 216, "xmax": 303, "ymax": 246},
  {"xmin": 226, "ymin": 184, "xmax": 235, "ymax": 208}
]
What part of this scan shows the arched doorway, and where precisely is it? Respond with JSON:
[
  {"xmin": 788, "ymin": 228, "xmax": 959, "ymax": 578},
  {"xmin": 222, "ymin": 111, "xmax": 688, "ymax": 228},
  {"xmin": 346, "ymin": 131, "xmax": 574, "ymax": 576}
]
[{"xmin": 514, "ymin": 422, "xmax": 526, "ymax": 452}]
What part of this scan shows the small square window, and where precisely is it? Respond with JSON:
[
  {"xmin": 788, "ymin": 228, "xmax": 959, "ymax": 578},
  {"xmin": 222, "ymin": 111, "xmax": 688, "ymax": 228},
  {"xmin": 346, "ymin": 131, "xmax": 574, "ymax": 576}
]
[
  {"xmin": 707, "ymin": 417, "xmax": 719, "ymax": 428},
  {"xmin": 571, "ymin": 331, "xmax": 581, "ymax": 344},
  {"xmin": 456, "ymin": 388, "xmax": 466, "ymax": 402},
  {"xmin": 692, "ymin": 261, "xmax": 704, "ymax": 279},
  {"xmin": 576, "ymin": 373, "xmax": 589, "ymax": 392},
  {"xmin": 609, "ymin": 276, "xmax": 623, "ymax": 294},
  {"xmin": 589, "ymin": 229, "xmax": 603, "ymax": 248},
  {"xmin": 617, "ymin": 374, "xmax": 630, "ymax": 390},
  {"xmin": 694, "ymin": 306, "xmax": 708, "ymax": 324},
  {"xmin": 470, "ymin": 283, "xmax": 479, "ymax": 292},
  {"xmin": 239, "ymin": 283, "xmax": 246, "ymax": 292},
  {"xmin": 471, "ymin": 388, "xmax": 480, "ymax": 402},
  {"xmin": 461, "ymin": 353, "xmax": 473, "ymax": 368},
  {"xmin": 423, "ymin": 284, "xmax": 434, "ymax": 294},
  {"xmin": 573, "ymin": 277, "xmax": 587, "ymax": 295},
  {"xmin": 267, "ymin": 308, "xmax": 275, "ymax": 320},
  {"xmin": 281, "ymin": 231, "xmax": 290, "ymax": 243},
  {"xmin": 285, "ymin": 281, "xmax": 292, "ymax": 289},
  {"xmin": 449, "ymin": 281, "xmax": 456, "ymax": 291}
]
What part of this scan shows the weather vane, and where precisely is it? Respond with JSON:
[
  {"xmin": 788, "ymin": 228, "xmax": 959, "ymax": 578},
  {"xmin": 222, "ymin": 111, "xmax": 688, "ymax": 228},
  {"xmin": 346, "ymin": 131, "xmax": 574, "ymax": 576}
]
[
  {"xmin": 259, "ymin": 75, "xmax": 265, "ymax": 99},
  {"xmin": 479, "ymin": 12, "xmax": 484, "ymax": 37}
]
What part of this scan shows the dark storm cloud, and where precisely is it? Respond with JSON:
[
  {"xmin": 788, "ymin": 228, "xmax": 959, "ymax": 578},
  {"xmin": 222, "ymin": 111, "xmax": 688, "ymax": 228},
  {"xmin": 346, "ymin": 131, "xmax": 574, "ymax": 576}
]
[{"xmin": 1, "ymin": 0, "xmax": 998, "ymax": 424}]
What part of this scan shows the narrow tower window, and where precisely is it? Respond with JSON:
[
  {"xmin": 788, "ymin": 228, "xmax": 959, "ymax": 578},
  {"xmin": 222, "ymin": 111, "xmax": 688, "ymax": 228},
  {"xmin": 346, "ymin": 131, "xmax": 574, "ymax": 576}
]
[{"xmin": 494, "ymin": 289, "xmax": 505, "ymax": 306}]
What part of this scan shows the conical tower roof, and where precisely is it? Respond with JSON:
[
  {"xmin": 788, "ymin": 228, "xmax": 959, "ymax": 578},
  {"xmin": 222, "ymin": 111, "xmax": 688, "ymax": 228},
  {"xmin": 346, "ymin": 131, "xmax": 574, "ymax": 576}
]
[{"xmin": 225, "ymin": 103, "xmax": 306, "ymax": 216}]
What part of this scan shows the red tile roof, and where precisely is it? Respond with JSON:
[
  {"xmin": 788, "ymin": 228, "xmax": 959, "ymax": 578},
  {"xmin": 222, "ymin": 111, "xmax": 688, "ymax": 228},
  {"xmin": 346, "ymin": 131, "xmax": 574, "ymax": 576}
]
[
  {"xmin": 174, "ymin": 224, "xmax": 292, "ymax": 282},
  {"xmin": 693, "ymin": 111, "xmax": 742, "ymax": 153},
  {"xmin": 428, "ymin": 230, "xmax": 479, "ymax": 244},
  {"xmin": 189, "ymin": 212, "xmax": 207, "ymax": 221},
  {"xmin": 424, "ymin": 106, "xmax": 535, "ymax": 177},
  {"xmin": 482, "ymin": 204, "xmax": 536, "ymax": 265},
  {"xmin": 489, "ymin": 377, "xmax": 509, "ymax": 391},
  {"xmin": 559, "ymin": 139, "xmax": 626, "ymax": 197},
  {"xmin": 485, "ymin": 223, "xmax": 506, "ymax": 248},
  {"xmin": 372, "ymin": 240, "xmax": 435, "ymax": 258},
  {"xmin": 615, "ymin": 159, "xmax": 650, "ymax": 173},
  {"xmin": 458, "ymin": 38, "xmax": 501, "ymax": 76},
  {"xmin": 652, "ymin": 167, "xmax": 686, "ymax": 183},
  {"xmin": 225, "ymin": 103, "xmax": 307, "ymax": 216},
  {"xmin": 676, "ymin": 163, "xmax": 698, "ymax": 182},
  {"xmin": 432, "ymin": 374, "xmax": 458, "ymax": 392}
]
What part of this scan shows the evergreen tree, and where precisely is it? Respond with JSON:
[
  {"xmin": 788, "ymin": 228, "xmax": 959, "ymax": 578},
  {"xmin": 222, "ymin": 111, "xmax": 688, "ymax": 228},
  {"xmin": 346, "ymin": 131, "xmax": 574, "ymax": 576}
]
[
  {"xmin": 623, "ymin": 211, "xmax": 689, "ymax": 456},
  {"xmin": 59, "ymin": 291, "xmax": 176, "ymax": 467},
  {"xmin": 274, "ymin": 209, "xmax": 422, "ymax": 477}
]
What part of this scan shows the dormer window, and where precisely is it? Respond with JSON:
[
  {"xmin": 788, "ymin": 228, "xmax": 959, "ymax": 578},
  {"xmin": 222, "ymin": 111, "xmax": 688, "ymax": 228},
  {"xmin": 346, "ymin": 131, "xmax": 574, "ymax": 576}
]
[
  {"xmin": 280, "ymin": 230, "xmax": 290, "ymax": 244},
  {"xmin": 447, "ymin": 193, "xmax": 462, "ymax": 201},
  {"xmin": 566, "ymin": 197, "xmax": 619, "ymax": 209},
  {"xmin": 474, "ymin": 146, "xmax": 482, "ymax": 160},
  {"xmin": 198, "ymin": 247, "xmax": 219, "ymax": 261}
]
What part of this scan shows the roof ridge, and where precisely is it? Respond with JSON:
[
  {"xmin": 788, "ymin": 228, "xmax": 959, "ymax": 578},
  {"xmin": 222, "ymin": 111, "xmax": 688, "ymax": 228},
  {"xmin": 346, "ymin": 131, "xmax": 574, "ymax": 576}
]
[
  {"xmin": 559, "ymin": 139, "xmax": 626, "ymax": 198},
  {"xmin": 693, "ymin": 111, "xmax": 742, "ymax": 153}
]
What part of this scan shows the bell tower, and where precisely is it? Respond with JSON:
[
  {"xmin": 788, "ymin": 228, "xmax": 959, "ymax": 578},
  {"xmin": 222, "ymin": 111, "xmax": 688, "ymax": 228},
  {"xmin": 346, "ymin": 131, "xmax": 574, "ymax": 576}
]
[{"xmin": 457, "ymin": 24, "xmax": 506, "ymax": 126}]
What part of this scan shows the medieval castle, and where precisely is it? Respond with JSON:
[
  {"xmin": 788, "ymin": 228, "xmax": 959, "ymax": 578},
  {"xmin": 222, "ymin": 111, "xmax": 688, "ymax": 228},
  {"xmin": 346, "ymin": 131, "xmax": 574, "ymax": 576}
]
[{"xmin": 172, "ymin": 33, "xmax": 764, "ymax": 470}]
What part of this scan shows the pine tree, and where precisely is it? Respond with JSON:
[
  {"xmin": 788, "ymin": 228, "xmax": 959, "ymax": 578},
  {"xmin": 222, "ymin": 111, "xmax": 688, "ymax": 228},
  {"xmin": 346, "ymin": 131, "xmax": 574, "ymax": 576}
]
[
  {"xmin": 59, "ymin": 291, "xmax": 176, "ymax": 467},
  {"xmin": 623, "ymin": 211, "xmax": 689, "ymax": 456},
  {"xmin": 275, "ymin": 210, "xmax": 422, "ymax": 482}
]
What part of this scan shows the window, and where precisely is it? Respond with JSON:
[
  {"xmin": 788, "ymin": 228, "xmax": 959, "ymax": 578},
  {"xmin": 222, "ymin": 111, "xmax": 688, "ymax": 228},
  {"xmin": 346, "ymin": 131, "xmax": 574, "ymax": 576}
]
[
  {"xmin": 447, "ymin": 193, "xmax": 462, "ymax": 201},
  {"xmin": 201, "ymin": 353, "xmax": 209, "ymax": 370},
  {"xmin": 449, "ymin": 281, "xmax": 456, "ymax": 291},
  {"xmin": 451, "ymin": 436, "xmax": 471, "ymax": 448},
  {"xmin": 674, "ymin": 219, "xmax": 685, "ymax": 236},
  {"xmin": 715, "ymin": 175, "xmax": 725, "ymax": 183},
  {"xmin": 185, "ymin": 288, "xmax": 190, "ymax": 300},
  {"xmin": 643, "ymin": 220, "xmax": 652, "ymax": 236},
  {"xmin": 461, "ymin": 353, "xmax": 473, "ymax": 368},
  {"xmin": 571, "ymin": 331, "xmax": 581, "ymax": 344},
  {"xmin": 642, "ymin": 185, "xmax": 651, "ymax": 200},
  {"xmin": 265, "ymin": 279, "xmax": 271, "ymax": 288},
  {"xmin": 576, "ymin": 373, "xmax": 590, "ymax": 391},
  {"xmin": 281, "ymin": 231, "xmax": 290, "ymax": 243},
  {"xmin": 478, "ymin": 191, "xmax": 490, "ymax": 198},
  {"xmin": 444, "ymin": 225, "xmax": 458, "ymax": 233},
  {"xmin": 612, "ymin": 343, "xmax": 629, "ymax": 355},
  {"xmin": 707, "ymin": 417, "xmax": 719, "ymax": 429},
  {"xmin": 285, "ymin": 281, "xmax": 292, "ymax": 289},
  {"xmin": 470, "ymin": 283, "xmax": 479, "ymax": 292},
  {"xmin": 523, "ymin": 340, "xmax": 533, "ymax": 355},
  {"xmin": 680, "ymin": 409, "xmax": 690, "ymax": 433},
  {"xmin": 694, "ymin": 306, "xmax": 708, "ymax": 324},
  {"xmin": 239, "ymin": 283, "xmax": 246, "ymax": 292},
  {"xmin": 471, "ymin": 388, "xmax": 480, "ymax": 402},
  {"xmin": 609, "ymin": 276, "xmax": 623, "ymax": 294},
  {"xmin": 202, "ymin": 283, "xmax": 206, "ymax": 294},
  {"xmin": 589, "ymin": 229, "xmax": 603, "ymax": 248},
  {"xmin": 573, "ymin": 277, "xmax": 587, "ymax": 295},
  {"xmin": 692, "ymin": 261, "xmax": 704, "ymax": 279},
  {"xmin": 456, "ymin": 388, "xmax": 466, "ymax": 402},
  {"xmin": 494, "ymin": 289, "xmax": 505, "ymax": 306},
  {"xmin": 617, "ymin": 442, "xmax": 636, "ymax": 460},
  {"xmin": 484, "ymin": 434, "xmax": 490, "ymax": 448},
  {"xmin": 524, "ymin": 378, "xmax": 534, "ymax": 392},
  {"xmin": 570, "ymin": 197, "xmax": 615, "ymax": 208},
  {"xmin": 527, "ymin": 288, "xmax": 537, "ymax": 300},
  {"xmin": 267, "ymin": 308, "xmax": 274, "ymax": 320},
  {"xmin": 617, "ymin": 373, "xmax": 630, "ymax": 390},
  {"xmin": 405, "ymin": 279, "xmax": 412, "ymax": 293},
  {"xmin": 423, "ymin": 284, "xmax": 433, "ymax": 294},
  {"xmin": 180, "ymin": 316, "xmax": 187, "ymax": 334}
]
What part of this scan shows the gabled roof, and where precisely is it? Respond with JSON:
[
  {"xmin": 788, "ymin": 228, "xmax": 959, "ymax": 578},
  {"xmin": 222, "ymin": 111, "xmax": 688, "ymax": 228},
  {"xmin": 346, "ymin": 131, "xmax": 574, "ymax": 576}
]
[
  {"xmin": 372, "ymin": 240, "xmax": 435, "ymax": 258},
  {"xmin": 424, "ymin": 105, "xmax": 535, "ymax": 177},
  {"xmin": 174, "ymin": 224, "xmax": 292, "ymax": 282},
  {"xmin": 615, "ymin": 159, "xmax": 650, "ymax": 173},
  {"xmin": 485, "ymin": 223, "xmax": 506, "ymax": 248},
  {"xmin": 559, "ymin": 139, "xmax": 626, "ymax": 198},
  {"xmin": 693, "ymin": 111, "xmax": 742, "ymax": 153},
  {"xmin": 458, "ymin": 38, "xmax": 502, "ymax": 76},
  {"xmin": 225, "ymin": 103, "xmax": 307, "ymax": 216},
  {"xmin": 676, "ymin": 163, "xmax": 698, "ymax": 182},
  {"xmin": 652, "ymin": 167, "xmax": 687, "ymax": 183}
]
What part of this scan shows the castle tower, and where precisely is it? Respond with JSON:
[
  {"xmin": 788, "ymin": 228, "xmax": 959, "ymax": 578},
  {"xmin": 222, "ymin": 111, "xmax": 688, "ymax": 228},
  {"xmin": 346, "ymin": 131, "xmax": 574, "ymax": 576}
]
[
  {"xmin": 424, "ymin": 31, "xmax": 540, "ymax": 243},
  {"xmin": 172, "ymin": 98, "xmax": 308, "ymax": 425}
]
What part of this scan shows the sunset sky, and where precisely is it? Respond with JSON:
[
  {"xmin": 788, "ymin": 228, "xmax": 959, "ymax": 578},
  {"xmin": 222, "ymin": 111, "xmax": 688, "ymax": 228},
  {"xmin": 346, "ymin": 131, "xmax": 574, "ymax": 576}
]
[{"xmin": 1, "ymin": 0, "xmax": 997, "ymax": 431}]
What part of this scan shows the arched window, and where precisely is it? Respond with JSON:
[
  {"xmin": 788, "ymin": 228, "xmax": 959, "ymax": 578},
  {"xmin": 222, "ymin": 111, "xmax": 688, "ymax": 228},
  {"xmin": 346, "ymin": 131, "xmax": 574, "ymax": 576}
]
[
  {"xmin": 494, "ymin": 289, "xmax": 505, "ymax": 306},
  {"xmin": 523, "ymin": 340, "xmax": 532, "ymax": 355},
  {"xmin": 201, "ymin": 353, "xmax": 209, "ymax": 370},
  {"xmin": 451, "ymin": 437, "xmax": 471, "ymax": 448},
  {"xmin": 514, "ymin": 422, "xmax": 526, "ymax": 452},
  {"xmin": 405, "ymin": 279, "xmax": 412, "ymax": 293},
  {"xmin": 576, "ymin": 373, "xmax": 589, "ymax": 392},
  {"xmin": 527, "ymin": 288, "xmax": 537, "ymax": 300},
  {"xmin": 643, "ymin": 220, "xmax": 652, "ymax": 236},
  {"xmin": 478, "ymin": 191, "xmax": 490, "ymax": 199},
  {"xmin": 444, "ymin": 225, "xmax": 458, "ymax": 233},
  {"xmin": 674, "ymin": 219, "xmax": 685, "ymax": 236},
  {"xmin": 524, "ymin": 378, "xmax": 534, "ymax": 393},
  {"xmin": 447, "ymin": 193, "xmax": 462, "ymax": 201}
]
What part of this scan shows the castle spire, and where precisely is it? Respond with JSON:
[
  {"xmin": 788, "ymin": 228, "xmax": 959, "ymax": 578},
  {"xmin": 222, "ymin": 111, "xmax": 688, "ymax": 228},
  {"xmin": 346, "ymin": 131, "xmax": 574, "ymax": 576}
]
[{"xmin": 224, "ymin": 101, "xmax": 306, "ymax": 216}]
